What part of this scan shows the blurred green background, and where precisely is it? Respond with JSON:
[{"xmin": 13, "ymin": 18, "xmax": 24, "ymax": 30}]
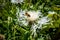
[{"xmin": 0, "ymin": 0, "xmax": 60, "ymax": 40}]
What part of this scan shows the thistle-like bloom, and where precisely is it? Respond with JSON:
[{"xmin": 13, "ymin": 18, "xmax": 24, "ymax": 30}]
[{"xmin": 16, "ymin": 9, "xmax": 50, "ymax": 37}]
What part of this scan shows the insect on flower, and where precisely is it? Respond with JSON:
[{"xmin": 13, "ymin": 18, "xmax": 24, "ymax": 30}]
[{"xmin": 25, "ymin": 11, "xmax": 39, "ymax": 22}]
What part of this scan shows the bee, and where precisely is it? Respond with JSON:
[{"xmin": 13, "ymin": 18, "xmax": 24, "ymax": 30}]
[{"xmin": 25, "ymin": 12, "xmax": 30, "ymax": 17}]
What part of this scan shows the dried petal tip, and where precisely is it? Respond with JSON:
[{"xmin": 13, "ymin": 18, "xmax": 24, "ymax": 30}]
[{"xmin": 0, "ymin": 34, "xmax": 5, "ymax": 40}]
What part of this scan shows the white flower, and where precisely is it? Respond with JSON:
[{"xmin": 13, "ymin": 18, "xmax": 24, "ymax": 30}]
[
  {"xmin": 11, "ymin": 0, "xmax": 24, "ymax": 4},
  {"xmin": 16, "ymin": 9, "xmax": 51, "ymax": 37}
]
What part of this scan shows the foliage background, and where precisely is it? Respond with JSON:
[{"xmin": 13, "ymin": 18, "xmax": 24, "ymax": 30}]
[{"xmin": 0, "ymin": 0, "xmax": 60, "ymax": 40}]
